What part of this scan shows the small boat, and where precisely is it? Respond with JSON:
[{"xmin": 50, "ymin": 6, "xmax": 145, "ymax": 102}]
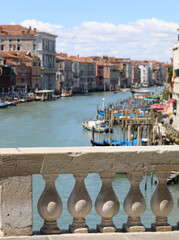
[
  {"xmin": 5, "ymin": 101, "xmax": 17, "ymax": 106},
  {"xmin": 82, "ymin": 120, "xmax": 112, "ymax": 133},
  {"xmin": 20, "ymin": 99, "xmax": 26, "ymax": 103},
  {"xmin": 131, "ymin": 89, "xmax": 137, "ymax": 93},
  {"xmin": 0, "ymin": 103, "xmax": 8, "ymax": 108},
  {"xmin": 61, "ymin": 90, "xmax": 72, "ymax": 97},
  {"xmin": 121, "ymin": 88, "xmax": 129, "ymax": 92},
  {"xmin": 131, "ymin": 89, "xmax": 150, "ymax": 94},
  {"xmin": 26, "ymin": 98, "xmax": 33, "ymax": 102},
  {"xmin": 91, "ymin": 138, "xmax": 146, "ymax": 146},
  {"xmin": 35, "ymin": 96, "xmax": 42, "ymax": 101},
  {"xmin": 61, "ymin": 93, "xmax": 70, "ymax": 97},
  {"xmin": 103, "ymin": 139, "xmax": 139, "ymax": 146},
  {"xmin": 91, "ymin": 139, "xmax": 105, "ymax": 146},
  {"xmin": 98, "ymin": 110, "xmax": 105, "ymax": 116},
  {"xmin": 53, "ymin": 95, "xmax": 61, "ymax": 99}
]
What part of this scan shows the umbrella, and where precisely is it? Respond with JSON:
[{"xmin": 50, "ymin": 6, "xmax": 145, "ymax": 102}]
[
  {"xmin": 167, "ymin": 98, "xmax": 176, "ymax": 104},
  {"xmin": 149, "ymin": 103, "xmax": 164, "ymax": 110}
]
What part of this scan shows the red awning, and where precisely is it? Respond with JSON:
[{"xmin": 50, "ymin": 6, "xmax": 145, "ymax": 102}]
[
  {"xmin": 149, "ymin": 103, "xmax": 165, "ymax": 110},
  {"xmin": 167, "ymin": 98, "xmax": 176, "ymax": 104}
]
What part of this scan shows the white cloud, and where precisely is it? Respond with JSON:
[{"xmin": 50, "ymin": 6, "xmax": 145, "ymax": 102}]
[{"xmin": 20, "ymin": 18, "xmax": 179, "ymax": 62}]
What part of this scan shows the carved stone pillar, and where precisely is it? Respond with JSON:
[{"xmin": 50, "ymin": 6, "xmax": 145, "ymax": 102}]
[
  {"xmin": 123, "ymin": 171, "xmax": 146, "ymax": 232},
  {"xmin": 67, "ymin": 173, "xmax": 92, "ymax": 233},
  {"xmin": 151, "ymin": 171, "xmax": 174, "ymax": 231},
  {"xmin": 95, "ymin": 173, "xmax": 119, "ymax": 232},
  {"xmin": 0, "ymin": 176, "xmax": 32, "ymax": 237},
  {"xmin": 38, "ymin": 174, "xmax": 62, "ymax": 234}
]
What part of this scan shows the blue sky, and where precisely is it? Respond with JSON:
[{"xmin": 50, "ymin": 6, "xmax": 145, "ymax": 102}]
[{"xmin": 1, "ymin": 0, "xmax": 179, "ymax": 61}]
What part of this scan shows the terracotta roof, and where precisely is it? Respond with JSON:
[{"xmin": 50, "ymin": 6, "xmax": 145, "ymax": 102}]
[
  {"xmin": 0, "ymin": 25, "xmax": 37, "ymax": 36},
  {"xmin": 0, "ymin": 51, "xmax": 38, "ymax": 62},
  {"xmin": 56, "ymin": 55, "xmax": 72, "ymax": 61},
  {"xmin": 5, "ymin": 59, "xmax": 19, "ymax": 66}
]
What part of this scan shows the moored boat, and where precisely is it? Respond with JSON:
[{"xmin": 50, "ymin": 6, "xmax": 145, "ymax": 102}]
[
  {"xmin": 0, "ymin": 103, "xmax": 8, "ymax": 108},
  {"xmin": 61, "ymin": 93, "xmax": 70, "ymax": 97},
  {"xmin": 5, "ymin": 101, "xmax": 17, "ymax": 106},
  {"xmin": 91, "ymin": 138, "xmax": 146, "ymax": 146},
  {"xmin": 82, "ymin": 120, "xmax": 112, "ymax": 133}
]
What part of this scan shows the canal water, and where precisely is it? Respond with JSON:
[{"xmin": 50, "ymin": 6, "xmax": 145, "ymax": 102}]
[{"xmin": 0, "ymin": 86, "xmax": 178, "ymax": 230}]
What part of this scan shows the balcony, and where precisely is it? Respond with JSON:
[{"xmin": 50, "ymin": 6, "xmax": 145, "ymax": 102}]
[{"xmin": 0, "ymin": 146, "xmax": 179, "ymax": 239}]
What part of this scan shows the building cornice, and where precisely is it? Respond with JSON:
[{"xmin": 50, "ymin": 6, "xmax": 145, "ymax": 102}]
[{"xmin": 37, "ymin": 31, "xmax": 57, "ymax": 38}]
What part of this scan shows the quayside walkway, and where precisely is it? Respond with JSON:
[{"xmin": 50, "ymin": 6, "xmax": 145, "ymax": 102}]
[{"xmin": 0, "ymin": 146, "xmax": 179, "ymax": 239}]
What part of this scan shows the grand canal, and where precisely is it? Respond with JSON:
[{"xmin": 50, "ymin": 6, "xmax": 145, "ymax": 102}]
[{"xmin": 0, "ymin": 86, "xmax": 178, "ymax": 231}]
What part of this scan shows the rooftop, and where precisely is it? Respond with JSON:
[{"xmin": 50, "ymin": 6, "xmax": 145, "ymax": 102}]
[{"xmin": 0, "ymin": 25, "xmax": 37, "ymax": 36}]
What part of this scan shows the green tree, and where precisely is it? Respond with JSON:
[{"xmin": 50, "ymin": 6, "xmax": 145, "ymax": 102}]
[
  {"xmin": 168, "ymin": 68, "xmax": 173, "ymax": 88},
  {"xmin": 162, "ymin": 88, "xmax": 170, "ymax": 100}
]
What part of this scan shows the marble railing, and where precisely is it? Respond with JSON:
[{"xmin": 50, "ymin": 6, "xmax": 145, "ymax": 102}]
[{"xmin": 0, "ymin": 146, "xmax": 179, "ymax": 237}]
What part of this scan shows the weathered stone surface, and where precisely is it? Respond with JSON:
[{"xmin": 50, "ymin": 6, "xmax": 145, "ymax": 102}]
[
  {"xmin": 0, "ymin": 146, "xmax": 178, "ymax": 237},
  {"xmin": 150, "ymin": 171, "xmax": 174, "ymax": 232},
  {"xmin": 95, "ymin": 173, "xmax": 119, "ymax": 233},
  {"xmin": 0, "ymin": 146, "xmax": 178, "ymax": 177},
  {"xmin": 68, "ymin": 174, "xmax": 92, "ymax": 233},
  {"xmin": 151, "ymin": 223, "xmax": 173, "ymax": 231},
  {"xmin": 38, "ymin": 175, "xmax": 62, "ymax": 235},
  {"xmin": 123, "ymin": 223, "xmax": 145, "ymax": 232},
  {"xmin": 123, "ymin": 172, "xmax": 146, "ymax": 232},
  {"xmin": 0, "ymin": 176, "xmax": 32, "ymax": 236},
  {"xmin": 1, "ymin": 231, "xmax": 179, "ymax": 240}
]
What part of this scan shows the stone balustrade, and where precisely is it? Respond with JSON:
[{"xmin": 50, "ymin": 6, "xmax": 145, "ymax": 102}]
[{"xmin": 0, "ymin": 145, "xmax": 179, "ymax": 237}]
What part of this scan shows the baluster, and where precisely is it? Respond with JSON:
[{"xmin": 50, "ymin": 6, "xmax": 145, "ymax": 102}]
[
  {"xmin": 95, "ymin": 173, "xmax": 119, "ymax": 232},
  {"xmin": 123, "ymin": 171, "xmax": 146, "ymax": 232},
  {"xmin": 67, "ymin": 173, "xmax": 92, "ymax": 233},
  {"xmin": 38, "ymin": 174, "xmax": 62, "ymax": 234},
  {"xmin": 151, "ymin": 171, "xmax": 174, "ymax": 231}
]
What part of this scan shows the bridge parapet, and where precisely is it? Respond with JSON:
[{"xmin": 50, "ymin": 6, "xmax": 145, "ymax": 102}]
[{"xmin": 0, "ymin": 146, "xmax": 179, "ymax": 236}]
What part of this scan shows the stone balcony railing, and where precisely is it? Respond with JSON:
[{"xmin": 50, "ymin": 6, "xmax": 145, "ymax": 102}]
[{"xmin": 0, "ymin": 146, "xmax": 179, "ymax": 238}]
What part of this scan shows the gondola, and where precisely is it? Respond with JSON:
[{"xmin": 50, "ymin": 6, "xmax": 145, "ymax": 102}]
[{"xmin": 91, "ymin": 138, "xmax": 144, "ymax": 146}]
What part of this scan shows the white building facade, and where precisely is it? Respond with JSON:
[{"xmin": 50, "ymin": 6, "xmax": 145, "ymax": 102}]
[
  {"xmin": 73, "ymin": 61, "xmax": 96, "ymax": 93},
  {"xmin": 138, "ymin": 63, "xmax": 152, "ymax": 87},
  {"xmin": 0, "ymin": 25, "xmax": 57, "ymax": 90},
  {"xmin": 173, "ymin": 29, "xmax": 179, "ymax": 114}
]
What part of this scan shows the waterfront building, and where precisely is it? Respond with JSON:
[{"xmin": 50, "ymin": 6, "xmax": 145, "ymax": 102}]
[
  {"xmin": 138, "ymin": 62, "xmax": 152, "ymax": 87},
  {"xmin": 109, "ymin": 64, "xmax": 118, "ymax": 91},
  {"xmin": 36, "ymin": 30, "xmax": 57, "ymax": 90},
  {"xmin": 0, "ymin": 25, "xmax": 57, "ymax": 90},
  {"xmin": 0, "ymin": 65, "xmax": 15, "ymax": 93},
  {"xmin": 173, "ymin": 29, "xmax": 179, "ymax": 114},
  {"xmin": 152, "ymin": 62, "xmax": 166, "ymax": 86},
  {"xmin": 95, "ymin": 62, "xmax": 104, "ymax": 91},
  {"xmin": 72, "ymin": 57, "xmax": 96, "ymax": 93},
  {"xmin": 106, "ymin": 58, "xmax": 132, "ymax": 89},
  {"xmin": 0, "ymin": 51, "xmax": 41, "ymax": 92},
  {"xmin": 25, "ymin": 54, "xmax": 41, "ymax": 91},
  {"xmin": 119, "ymin": 61, "xmax": 132, "ymax": 88},
  {"xmin": 103, "ymin": 64, "xmax": 110, "ymax": 91},
  {"xmin": 56, "ymin": 54, "xmax": 73, "ymax": 93},
  {"xmin": 131, "ymin": 63, "xmax": 141, "ymax": 87}
]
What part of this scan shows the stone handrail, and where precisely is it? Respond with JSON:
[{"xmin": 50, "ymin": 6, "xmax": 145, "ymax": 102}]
[{"xmin": 0, "ymin": 145, "xmax": 179, "ymax": 237}]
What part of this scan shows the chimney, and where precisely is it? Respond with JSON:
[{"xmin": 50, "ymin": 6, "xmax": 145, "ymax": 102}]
[
  {"xmin": 34, "ymin": 28, "xmax": 37, "ymax": 32},
  {"xmin": 29, "ymin": 26, "xmax": 31, "ymax": 30}
]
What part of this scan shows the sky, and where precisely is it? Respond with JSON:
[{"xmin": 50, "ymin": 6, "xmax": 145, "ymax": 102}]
[{"xmin": 1, "ymin": 0, "xmax": 179, "ymax": 62}]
